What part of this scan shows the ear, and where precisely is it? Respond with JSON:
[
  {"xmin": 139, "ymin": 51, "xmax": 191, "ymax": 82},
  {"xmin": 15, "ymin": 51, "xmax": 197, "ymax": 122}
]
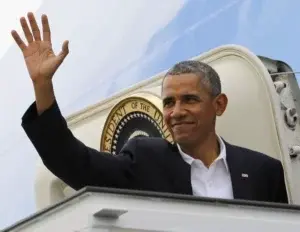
[{"xmin": 214, "ymin": 93, "xmax": 228, "ymax": 116}]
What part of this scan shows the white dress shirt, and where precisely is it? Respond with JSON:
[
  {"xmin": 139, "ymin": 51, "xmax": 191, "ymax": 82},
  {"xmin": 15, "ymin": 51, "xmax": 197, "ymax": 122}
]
[{"xmin": 177, "ymin": 135, "xmax": 233, "ymax": 199}]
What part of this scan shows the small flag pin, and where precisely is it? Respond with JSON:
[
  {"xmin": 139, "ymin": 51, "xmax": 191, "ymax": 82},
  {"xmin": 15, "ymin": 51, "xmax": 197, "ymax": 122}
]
[{"xmin": 242, "ymin": 173, "xmax": 248, "ymax": 178}]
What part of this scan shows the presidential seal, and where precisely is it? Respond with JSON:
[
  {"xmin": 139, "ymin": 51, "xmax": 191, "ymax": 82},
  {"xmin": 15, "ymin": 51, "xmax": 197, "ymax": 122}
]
[{"xmin": 100, "ymin": 96, "xmax": 173, "ymax": 155}]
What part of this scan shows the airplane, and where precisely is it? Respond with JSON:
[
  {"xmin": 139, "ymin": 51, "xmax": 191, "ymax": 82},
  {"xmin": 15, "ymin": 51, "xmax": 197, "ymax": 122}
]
[{"xmin": 3, "ymin": 44, "xmax": 300, "ymax": 231}]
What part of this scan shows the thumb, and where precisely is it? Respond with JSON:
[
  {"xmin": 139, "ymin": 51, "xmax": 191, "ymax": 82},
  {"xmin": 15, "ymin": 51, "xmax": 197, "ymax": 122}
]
[{"xmin": 58, "ymin": 40, "xmax": 69, "ymax": 61}]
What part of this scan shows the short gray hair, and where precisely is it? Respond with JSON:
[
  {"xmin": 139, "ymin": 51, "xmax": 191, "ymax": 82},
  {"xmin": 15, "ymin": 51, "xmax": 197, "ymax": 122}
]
[{"xmin": 163, "ymin": 60, "xmax": 221, "ymax": 97}]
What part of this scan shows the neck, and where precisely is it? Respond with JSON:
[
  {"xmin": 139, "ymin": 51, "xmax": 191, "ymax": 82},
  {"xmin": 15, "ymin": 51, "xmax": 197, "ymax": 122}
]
[{"xmin": 180, "ymin": 132, "xmax": 220, "ymax": 167}]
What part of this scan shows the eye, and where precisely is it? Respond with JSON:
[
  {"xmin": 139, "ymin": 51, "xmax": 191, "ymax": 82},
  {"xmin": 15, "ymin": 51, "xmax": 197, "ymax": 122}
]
[
  {"xmin": 183, "ymin": 95, "xmax": 199, "ymax": 103},
  {"xmin": 163, "ymin": 98, "xmax": 174, "ymax": 108}
]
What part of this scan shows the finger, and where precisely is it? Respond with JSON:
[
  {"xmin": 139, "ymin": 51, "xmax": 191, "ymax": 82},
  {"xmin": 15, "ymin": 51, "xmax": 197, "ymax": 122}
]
[
  {"xmin": 58, "ymin": 40, "xmax": 69, "ymax": 59},
  {"xmin": 20, "ymin": 17, "xmax": 33, "ymax": 43},
  {"xmin": 56, "ymin": 40, "xmax": 69, "ymax": 67},
  {"xmin": 11, "ymin": 30, "xmax": 27, "ymax": 51},
  {"xmin": 27, "ymin": 12, "xmax": 41, "ymax": 41},
  {"xmin": 41, "ymin": 14, "xmax": 51, "ymax": 42}
]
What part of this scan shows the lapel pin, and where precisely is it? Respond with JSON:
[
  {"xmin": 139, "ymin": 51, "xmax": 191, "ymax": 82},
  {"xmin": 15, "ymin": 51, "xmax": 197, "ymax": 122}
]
[{"xmin": 241, "ymin": 173, "xmax": 248, "ymax": 178}]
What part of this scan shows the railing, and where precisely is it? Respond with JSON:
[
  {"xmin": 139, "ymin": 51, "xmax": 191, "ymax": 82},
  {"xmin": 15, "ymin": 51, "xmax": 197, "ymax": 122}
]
[{"xmin": 3, "ymin": 187, "xmax": 300, "ymax": 232}]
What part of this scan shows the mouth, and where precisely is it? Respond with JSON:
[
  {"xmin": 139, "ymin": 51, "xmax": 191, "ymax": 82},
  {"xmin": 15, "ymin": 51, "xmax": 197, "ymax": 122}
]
[{"xmin": 171, "ymin": 122, "xmax": 195, "ymax": 127}]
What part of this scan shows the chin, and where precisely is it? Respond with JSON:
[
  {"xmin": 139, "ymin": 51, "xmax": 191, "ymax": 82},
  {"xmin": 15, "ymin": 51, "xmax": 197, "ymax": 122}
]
[{"xmin": 173, "ymin": 134, "xmax": 192, "ymax": 145}]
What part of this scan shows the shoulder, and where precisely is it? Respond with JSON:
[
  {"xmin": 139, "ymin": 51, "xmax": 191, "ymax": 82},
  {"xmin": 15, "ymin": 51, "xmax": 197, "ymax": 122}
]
[
  {"xmin": 120, "ymin": 137, "xmax": 173, "ymax": 153},
  {"xmin": 126, "ymin": 137, "xmax": 172, "ymax": 149},
  {"xmin": 226, "ymin": 141, "xmax": 282, "ymax": 168},
  {"xmin": 119, "ymin": 137, "xmax": 173, "ymax": 163}
]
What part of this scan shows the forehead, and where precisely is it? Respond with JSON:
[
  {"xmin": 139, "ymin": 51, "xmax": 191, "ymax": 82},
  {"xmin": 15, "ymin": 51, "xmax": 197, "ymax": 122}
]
[{"xmin": 162, "ymin": 73, "xmax": 208, "ymax": 97}]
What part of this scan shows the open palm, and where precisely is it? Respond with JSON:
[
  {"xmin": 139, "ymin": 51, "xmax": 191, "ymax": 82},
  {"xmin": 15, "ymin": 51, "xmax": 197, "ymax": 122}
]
[{"xmin": 11, "ymin": 12, "xmax": 69, "ymax": 83}]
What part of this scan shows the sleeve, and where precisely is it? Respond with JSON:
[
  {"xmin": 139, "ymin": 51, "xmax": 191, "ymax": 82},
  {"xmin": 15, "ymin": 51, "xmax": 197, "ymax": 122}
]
[{"xmin": 21, "ymin": 100, "xmax": 137, "ymax": 190}]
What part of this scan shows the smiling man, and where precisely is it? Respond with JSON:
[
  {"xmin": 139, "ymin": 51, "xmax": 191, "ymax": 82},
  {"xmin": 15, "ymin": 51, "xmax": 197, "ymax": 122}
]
[
  {"xmin": 161, "ymin": 61, "xmax": 233, "ymax": 198},
  {"xmin": 15, "ymin": 13, "xmax": 288, "ymax": 203},
  {"xmin": 162, "ymin": 61, "xmax": 226, "ymax": 167}
]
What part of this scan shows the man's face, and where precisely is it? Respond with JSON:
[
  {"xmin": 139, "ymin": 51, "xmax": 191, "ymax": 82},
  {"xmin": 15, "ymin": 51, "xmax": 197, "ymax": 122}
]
[{"xmin": 162, "ymin": 73, "xmax": 227, "ymax": 146}]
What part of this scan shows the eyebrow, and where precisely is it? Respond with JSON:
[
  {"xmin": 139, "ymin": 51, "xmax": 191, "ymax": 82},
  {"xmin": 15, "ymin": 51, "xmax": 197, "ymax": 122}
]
[
  {"xmin": 162, "ymin": 94, "xmax": 201, "ymax": 102},
  {"xmin": 183, "ymin": 94, "xmax": 201, "ymax": 99}
]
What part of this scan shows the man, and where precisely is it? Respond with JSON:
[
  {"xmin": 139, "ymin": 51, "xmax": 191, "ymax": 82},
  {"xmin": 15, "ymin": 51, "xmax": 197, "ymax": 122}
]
[{"xmin": 12, "ymin": 12, "xmax": 288, "ymax": 203}]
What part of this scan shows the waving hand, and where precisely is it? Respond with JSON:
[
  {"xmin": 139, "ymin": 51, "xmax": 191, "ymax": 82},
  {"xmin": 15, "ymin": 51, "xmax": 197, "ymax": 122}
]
[
  {"xmin": 12, "ymin": 12, "xmax": 70, "ymax": 114},
  {"xmin": 11, "ymin": 12, "xmax": 69, "ymax": 83}
]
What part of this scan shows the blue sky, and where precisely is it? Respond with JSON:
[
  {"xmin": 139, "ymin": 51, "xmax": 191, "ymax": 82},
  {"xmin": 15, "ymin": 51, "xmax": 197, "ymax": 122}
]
[
  {"xmin": 0, "ymin": 0, "xmax": 300, "ymax": 229},
  {"xmin": 70, "ymin": 0, "xmax": 300, "ymax": 113}
]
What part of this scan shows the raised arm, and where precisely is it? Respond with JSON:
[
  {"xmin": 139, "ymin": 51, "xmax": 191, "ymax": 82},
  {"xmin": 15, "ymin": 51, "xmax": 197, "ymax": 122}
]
[
  {"xmin": 21, "ymin": 100, "xmax": 136, "ymax": 190},
  {"xmin": 13, "ymin": 12, "xmax": 136, "ymax": 190}
]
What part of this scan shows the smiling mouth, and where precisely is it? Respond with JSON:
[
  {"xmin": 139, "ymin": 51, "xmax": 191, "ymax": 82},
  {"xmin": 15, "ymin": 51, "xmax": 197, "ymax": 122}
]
[{"xmin": 172, "ymin": 122, "xmax": 194, "ymax": 127}]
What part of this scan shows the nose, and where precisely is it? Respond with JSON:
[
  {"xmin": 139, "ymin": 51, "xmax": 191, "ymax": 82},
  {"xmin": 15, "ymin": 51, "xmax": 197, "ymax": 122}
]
[{"xmin": 170, "ymin": 102, "xmax": 186, "ymax": 118}]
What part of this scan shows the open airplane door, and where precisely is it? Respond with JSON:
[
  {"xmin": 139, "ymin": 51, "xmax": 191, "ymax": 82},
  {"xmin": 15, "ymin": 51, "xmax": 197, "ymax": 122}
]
[{"xmin": 33, "ymin": 44, "xmax": 300, "ymax": 210}]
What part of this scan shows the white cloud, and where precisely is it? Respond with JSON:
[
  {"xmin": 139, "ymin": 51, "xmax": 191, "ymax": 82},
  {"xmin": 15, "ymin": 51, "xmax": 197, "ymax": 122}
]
[
  {"xmin": 49, "ymin": 0, "xmax": 186, "ymax": 113},
  {"xmin": 61, "ymin": 0, "xmax": 245, "ymax": 113},
  {"xmin": 0, "ymin": 0, "xmax": 185, "ymax": 229}
]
